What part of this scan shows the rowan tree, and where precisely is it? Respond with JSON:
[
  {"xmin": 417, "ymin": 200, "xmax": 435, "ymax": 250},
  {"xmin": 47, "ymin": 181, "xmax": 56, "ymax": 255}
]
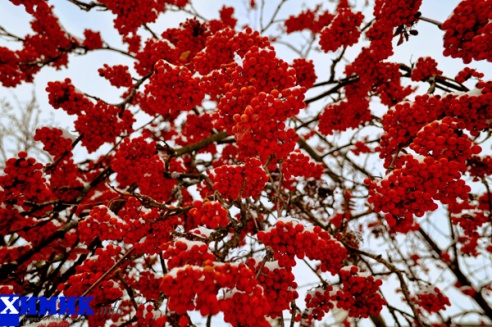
[{"xmin": 0, "ymin": 0, "xmax": 491, "ymax": 326}]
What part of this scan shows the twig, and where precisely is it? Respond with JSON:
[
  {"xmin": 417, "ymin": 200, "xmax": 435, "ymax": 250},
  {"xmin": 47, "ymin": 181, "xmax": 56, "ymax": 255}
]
[
  {"xmin": 344, "ymin": 244, "xmax": 426, "ymax": 327},
  {"xmin": 114, "ymin": 73, "xmax": 152, "ymax": 108},
  {"xmin": 419, "ymin": 16, "xmax": 443, "ymax": 28},
  {"xmin": 82, "ymin": 248, "xmax": 135, "ymax": 296},
  {"xmin": 174, "ymin": 131, "xmax": 228, "ymax": 156},
  {"xmin": 66, "ymin": 0, "xmax": 106, "ymax": 11},
  {"xmin": 261, "ymin": 0, "xmax": 288, "ymax": 33},
  {"xmin": 305, "ymin": 75, "xmax": 359, "ymax": 104}
]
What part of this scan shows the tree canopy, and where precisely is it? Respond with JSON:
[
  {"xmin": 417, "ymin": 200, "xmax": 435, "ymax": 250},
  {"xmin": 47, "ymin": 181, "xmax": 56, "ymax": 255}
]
[{"xmin": 0, "ymin": 0, "xmax": 491, "ymax": 326}]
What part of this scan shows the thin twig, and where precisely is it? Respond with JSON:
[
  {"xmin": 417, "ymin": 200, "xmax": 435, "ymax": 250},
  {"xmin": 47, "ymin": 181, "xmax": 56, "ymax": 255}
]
[{"xmin": 82, "ymin": 248, "xmax": 135, "ymax": 296}]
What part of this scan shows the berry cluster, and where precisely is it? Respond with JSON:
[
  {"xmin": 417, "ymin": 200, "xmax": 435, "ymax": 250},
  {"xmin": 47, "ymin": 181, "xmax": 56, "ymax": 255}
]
[
  {"xmin": 333, "ymin": 266, "xmax": 385, "ymax": 318},
  {"xmin": 160, "ymin": 262, "xmax": 271, "ymax": 326},
  {"xmin": 351, "ymin": 141, "xmax": 372, "ymax": 156},
  {"xmin": 467, "ymin": 155, "xmax": 492, "ymax": 180},
  {"xmin": 22, "ymin": 3, "xmax": 76, "ymax": 69},
  {"xmin": 34, "ymin": 127, "xmax": 73, "ymax": 158},
  {"xmin": 413, "ymin": 287, "xmax": 451, "ymax": 313},
  {"xmin": 411, "ymin": 57, "xmax": 443, "ymax": 82},
  {"xmin": 459, "ymin": 234, "xmax": 480, "ymax": 256},
  {"xmin": 98, "ymin": 64, "xmax": 133, "ymax": 88},
  {"xmin": 160, "ymin": 18, "xmax": 210, "ymax": 66},
  {"xmin": 365, "ymin": 0, "xmax": 421, "ymax": 60},
  {"xmin": 410, "ymin": 118, "xmax": 481, "ymax": 161},
  {"xmin": 451, "ymin": 205, "xmax": 488, "ymax": 257},
  {"xmin": 291, "ymin": 58, "xmax": 317, "ymax": 89},
  {"xmin": 139, "ymin": 60, "xmax": 204, "ymax": 117},
  {"xmin": 199, "ymin": 63, "xmax": 238, "ymax": 100},
  {"xmin": 220, "ymin": 286, "xmax": 271, "ymax": 327},
  {"xmin": 82, "ymin": 29, "xmax": 103, "ymax": 50},
  {"xmin": 111, "ymin": 137, "xmax": 155, "ymax": 185},
  {"xmin": 282, "ymin": 151, "xmax": 324, "ymax": 189},
  {"xmin": 0, "ymin": 46, "xmax": 30, "ymax": 88},
  {"xmin": 330, "ymin": 212, "xmax": 351, "ymax": 229},
  {"xmin": 134, "ymin": 38, "xmax": 177, "ymax": 76},
  {"xmin": 59, "ymin": 245, "xmax": 125, "ymax": 309},
  {"xmin": 373, "ymin": 62, "xmax": 415, "ymax": 107},
  {"xmin": 373, "ymin": 0, "xmax": 421, "ymax": 27},
  {"xmin": 47, "ymin": 78, "xmax": 134, "ymax": 152},
  {"xmin": 98, "ymin": 0, "xmax": 170, "ymax": 35},
  {"xmin": 442, "ymin": 0, "xmax": 492, "ymax": 63},
  {"xmin": 46, "ymin": 78, "xmax": 92, "ymax": 115},
  {"xmin": 162, "ymin": 239, "xmax": 215, "ymax": 269},
  {"xmin": 211, "ymin": 43, "xmax": 306, "ymax": 159},
  {"xmin": 189, "ymin": 200, "xmax": 229, "ymax": 229},
  {"xmin": 129, "ymin": 272, "xmax": 162, "ymax": 301},
  {"xmin": 118, "ymin": 198, "xmax": 179, "ymax": 254},
  {"xmin": 455, "ymin": 67, "xmax": 484, "ymax": 84},
  {"xmin": 248, "ymin": 259, "xmax": 299, "ymax": 318},
  {"xmin": 161, "ymin": 265, "xmax": 221, "ymax": 316},
  {"xmin": 301, "ymin": 286, "xmax": 334, "ymax": 325},
  {"xmin": 323, "ymin": 48, "xmax": 413, "ymax": 135},
  {"xmin": 443, "ymin": 91, "xmax": 492, "ymax": 137},
  {"xmin": 257, "ymin": 218, "xmax": 347, "ymax": 273},
  {"xmin": 134, "ymin": 304, "xmax": 167, "ymax": 327},
  {"xmin": 78, "ymin": 205, "xmax": 128, "ymax": 243},
  {"xmin": 229, "ymin": 90, "xmax": 302, "ymax": 160},
  {"xmin": 215, "ymin": 6, "xmax": 237, "ymax": 30},
  {"xmin": 366, "ymin": 150, "xmax": 474, "ymax": 233},
  {"xmin": 212, "ymin": 157, "xmax": 268, "ymax": 200},
  {"xmin": 193, "ymin": 28, "xmax": 236, "ymax": 75},
  {"xmin": 378, "ymin": 94, "xmax": 440, "ymax": 166},
  {"xmin": 334, "ymin": 0, "xmax": 420, "ymax": 122},
  {"xmin": 228, "ymin": 27, "xmax": 270, "ymax": 58},
  {"xmin": 285, "ymin": 8, "xmax": 334, "ymax": 34},
  {"xmin": 177, "ymin": 114, "xmax": 215, "ymax": 153},
  {"xmin": 319, "ymin": 8, "xmax": 364, "ymax": 52},
  {"xmin": 112, "ymin": 137, "xmax": 177, "ymax": 202},
  {"xmin": 123, "ymin": 34, "xmax": 141, "ymax": 54},
  {"xmin": 1, "ymin": 1, "xmax": 86, "ymax": 87},
  {"xmin": 0, "ymin": 152, "xmax": 52, "ymax": 206},
  {"xmin": 318, "ymin": 97, "xmax": 371, "ymax": 135},
  {"xmin": 74, "ymin": 100, "xmax": 134, "ymax": 153},
  {"xmin": 47, "ymin": 157, "xmax": 84, "ymax": 202}
]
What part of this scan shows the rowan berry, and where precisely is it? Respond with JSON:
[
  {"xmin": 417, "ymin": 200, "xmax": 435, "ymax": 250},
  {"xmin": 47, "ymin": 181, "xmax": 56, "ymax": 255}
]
[
  {"xmin": 442, "ymin": 0, "xmax": 492, "ymax": 63},
  {"xmin": 411, "ymin": 57, "xmax": 442, "ymax": 82},
  {"xmin": 98, "ymin": 64, "xmax": 133, "ymax": 88},
  {"xmin": 188, "ymin": 200, "xmax": 229, "ymax": 229},
  {"xmin": 333, "ymin": 266, "xmax": 385, "ymax": 318},
  {"xmin": 212, "ymin": 157, "xmax": 268, "ymax": 200},
  {"xmin": 413, "ymin": 287, "xmax": 451, "ymax": 313},
  {"xmin": 34, "ymin": 127, "xmax": 73, "ymax": 158},
  {"xmin": 291, "ymin": 59, "xmax": 317, "ymax": 89},
  {"xmin": 46, "ymin": 78, "xmax": 92, "ymax": 115},
  {"xmin": 319, "ymin": 7, "xmax": 363, "ymax": 52},
  {"xmin": 258, "ymin": 217, "xmax": 347, "ymax": 273},
  {"xmin": 285, "ymin": 8, "xmax": 333, "ymax": 34},
  {"xmin": 82, "ymin": 29, "xmax": 103, "ymax": 50},
  {"xmin": 301, "ymin": 286, "xmax": 334, "ymax": 325},
  {"xmin": 74, "ymin": 100, "xmax": 134, "ymax": 153},
  {"xmin": 139, "ymin": 60, "xmax": 204, "ymax": 117}
]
